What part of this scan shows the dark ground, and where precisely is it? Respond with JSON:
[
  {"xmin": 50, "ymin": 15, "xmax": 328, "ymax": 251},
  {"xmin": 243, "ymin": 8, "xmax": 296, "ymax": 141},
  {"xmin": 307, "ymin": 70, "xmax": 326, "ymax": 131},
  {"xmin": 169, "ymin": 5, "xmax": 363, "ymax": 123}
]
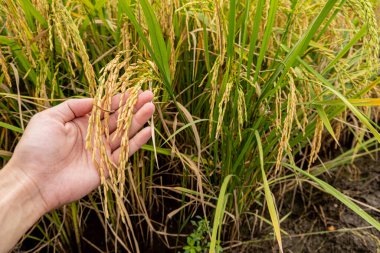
[{"xmin": 235, "ymin": 154, "xmax": 380, "ymax": 253}]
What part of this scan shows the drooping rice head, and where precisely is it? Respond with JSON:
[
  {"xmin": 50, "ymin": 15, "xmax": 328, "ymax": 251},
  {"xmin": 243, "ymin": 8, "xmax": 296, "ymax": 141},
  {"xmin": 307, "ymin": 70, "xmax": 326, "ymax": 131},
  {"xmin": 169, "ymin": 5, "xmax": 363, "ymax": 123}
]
[
  {"xmin": 0, "ymin": 49, "xmax": 11, "ymax": 86},
  {"xmin": 51, "ymin": 0, "xmax": 97, "ymax": 95},
  {"xmin": 85, "ymin": 52, "xmax": 157, "ymax": 219}
]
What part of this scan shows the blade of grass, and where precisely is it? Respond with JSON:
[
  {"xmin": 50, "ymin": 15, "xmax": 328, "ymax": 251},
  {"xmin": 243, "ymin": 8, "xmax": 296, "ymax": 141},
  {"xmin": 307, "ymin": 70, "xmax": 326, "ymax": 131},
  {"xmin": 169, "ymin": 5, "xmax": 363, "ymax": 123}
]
[
  {"xmin": 139, "ymin": 0, "xmax": 171, "ymax": 86},
  {"xmin": 316, "ymin": 105, "xmax": 339, "ymax": 145},
  {"xmin": 202, "ymin": 23, "xmax": 211, "ymax": 72},
  {"xmin": 18, "ymin": 0, "xmax": 48, "ymax": 28},
  {"xmin": 315, "ymin": 0, "xmax": 346, "ymax": 41},
  {"xmin": 255, "ymin": 131, "xmax": 283, "ymax": 253},
  {"xmin": 226, "ymin": 0, "xmax": 236, "ymax": 61},
  {"xmin": 161, "ymin": 119, "xmax": 208, "ymax": 146},
  {"xmin": 209, "ymin": 175, "xmax": 234, "ymax": 253},
  {"xmin": 238, "ymin": 0, "xmax": 252, "ymax": 74},
  {"xmin": 322, "ymin": 24, "xmax": 367, "ymax": 75},
  {"xmin": 284, "ymin": 163, "xmax": 380, "ymax": 231},
  {"xmin": 256, "ymin": 0, "xmax": 339, "ymax": 105},
  {"xmin": 300, "ymin": 58, "xmax": 380, "ymax": 142},
  {"xmin": 252, "ymin": 0, "xmax": 279, "ymax": 83},
  {"xmin": 246, "ymin": 0, "xmax": 265, "ymax": 79},
  {"xmin": 119, "ymin": 2, "xmax": 174, "ymax": 98},
  {"xmin": 0, "ymin": 121, "xmax": 23, "ymax": 133},
  {"xmin": 70, "ymin": 203, "xmax": 82, "ymax": 253},
  {"xmin": 313, "ymin": 98, "xmax": 380, "ymax": 107}
]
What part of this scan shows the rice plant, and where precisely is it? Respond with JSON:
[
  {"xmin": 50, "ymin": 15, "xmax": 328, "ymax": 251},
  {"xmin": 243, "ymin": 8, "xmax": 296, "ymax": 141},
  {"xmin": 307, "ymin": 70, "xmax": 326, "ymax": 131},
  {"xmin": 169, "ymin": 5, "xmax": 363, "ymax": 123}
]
[{"xmin": 0, "ymin": 0, "xmax": 379, "ymax": 252}]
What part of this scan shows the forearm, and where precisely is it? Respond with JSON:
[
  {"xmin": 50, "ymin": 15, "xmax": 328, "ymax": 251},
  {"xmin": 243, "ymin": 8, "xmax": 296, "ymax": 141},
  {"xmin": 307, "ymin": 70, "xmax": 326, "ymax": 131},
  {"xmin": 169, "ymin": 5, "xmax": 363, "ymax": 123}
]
[{"xmin": 0, "ymin": 163, "xmax": 46, "ymax": 253}]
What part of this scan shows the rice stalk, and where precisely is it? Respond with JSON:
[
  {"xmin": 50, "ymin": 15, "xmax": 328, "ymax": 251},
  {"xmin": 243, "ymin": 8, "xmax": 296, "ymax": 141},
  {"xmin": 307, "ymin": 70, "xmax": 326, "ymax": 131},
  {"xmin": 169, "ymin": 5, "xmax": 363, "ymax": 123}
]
[
  {"xmin": 31, "ymin": 0, "xmax": 49, "ymax": 53},
  {"xmin": 35, "ymin": 57, "xmax": 49, "ymax": 108},
  {"xmin": 347, "ymin": 0, "xmax": 379, "ymax": 70},
  {"xmin": 208, "ymin": 58, "xmax": 221, "ymax": 137},
  {"xmin": 294, "ymin": 68, "xmax": 310, "ymax": 135},
  {"xmin": 120, "ymin": 20, "xmax": 131, "ymax": 57},
  {"xmin": 51, "ymin": 0, "xmax": 97, "ymax": 94},
  {"xmin": 158, "ymin": 0, "xmax": 176, "ymax": 78},
  {"xmin": 0, "ymin": 49, "xmax": 11, "ymax": 86},
  {"xmin": 276, "ymin": 72, "xmax": 297, "ymax": 171},
  {"xmin": 237, "ymin": 85, "xmax": 247, "ymax": 141},
  {"xmin": 215, "ymin": 80, "xmax": 233, "ymax": 140},
  {"xmin": 1, "ymin": 0, "xmax": 36, "ymax": 68},
  {"xmin": 31, "ymin": 0, "xmax": 49, "ymax": 17}
]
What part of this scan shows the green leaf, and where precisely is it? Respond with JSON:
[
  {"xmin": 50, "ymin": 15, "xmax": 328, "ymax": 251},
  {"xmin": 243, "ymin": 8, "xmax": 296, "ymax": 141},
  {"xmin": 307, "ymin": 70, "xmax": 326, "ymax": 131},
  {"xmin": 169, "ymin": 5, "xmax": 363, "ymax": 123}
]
[
  {"xmin": 120, "ymin": 1, "xmax": 174, "ymax": 99},
  {"xmin": 0, "ymin": 121, "xmax": 23, "ymax": 133},
  {"xmin": 226, "ymin": 0, "xmax": 236, "ymax": 61},
  {"xmin": 285, "ymin": 163, "xmax": 380, "ymax": 231},
  {"xmin": 322, "ymin": 25, "xmax": 367, "ymax": 75},
  {"xmin": 253, "ymin": 0, "xmax": 279, "ymax": 83},
  {"xmin": 300, "ymin": 59, "xmax": 380, "ymax": 142},
  {"xmin": 209, "ymin": 175, "xmax": 234, "ymax": 253},
  {"xmin": 313, "ymin": 98, "xmax": 380, "ymax": 107},
  {"xmin": 139, "ymin": 0, "xmax": 171, "ymax": 86},
  {"xmin": 246, "ymin": 0, "xmax": 265, "ymax": 79},
  {"xmin": 258, "ymin": 0, "xmax": 339, "ymax": 102},
  {"xmin": 161, "ymin": 119, "xmax": 208, "ymax": 146},
  {"xmin": 255, "ymin": 131, "xmax": 283, "ymax": 253},
  {"xmin": 316, "ymin": 105, "xmax": 339, "ymax": 144},
  {"xmin": 19, "ymin": 0, "xmax": 48, "ymax": 28}
]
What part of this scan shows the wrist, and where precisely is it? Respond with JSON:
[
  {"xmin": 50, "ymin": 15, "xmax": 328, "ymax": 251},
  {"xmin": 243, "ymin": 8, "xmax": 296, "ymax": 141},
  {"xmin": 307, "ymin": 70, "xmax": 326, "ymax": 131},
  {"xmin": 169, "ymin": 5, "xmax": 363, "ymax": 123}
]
[
  {"xmin": 0, "ymin": 163, "xmax": 48, "ymax": 252},
  {"xmin": 2, "ymin": 161, "xmax": 48, "ymax": 216}
]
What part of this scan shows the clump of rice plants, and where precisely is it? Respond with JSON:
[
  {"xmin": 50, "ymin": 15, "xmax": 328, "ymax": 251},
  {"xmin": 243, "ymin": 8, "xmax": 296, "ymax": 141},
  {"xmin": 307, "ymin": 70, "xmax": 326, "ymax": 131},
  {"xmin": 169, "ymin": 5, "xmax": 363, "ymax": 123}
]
[{"xmin": 0, "ymin": 0, "xmax": 379, "ymax": 252}]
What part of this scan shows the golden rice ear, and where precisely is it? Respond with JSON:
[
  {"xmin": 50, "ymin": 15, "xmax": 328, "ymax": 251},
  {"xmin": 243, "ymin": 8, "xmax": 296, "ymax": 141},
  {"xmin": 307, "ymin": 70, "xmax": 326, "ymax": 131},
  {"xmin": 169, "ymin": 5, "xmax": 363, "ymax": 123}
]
[
  {"xmin": 216, "ymin": 80, "xmax": 233, "ymax": 140},
  {"xmin": 347, "ymin": 0, "xmax": 379, "ymax": 70},
  {"xmin": 237, "ymin": 85, "xmax": 247, "ymax": 141},
  {"xmin": 1, "ymin": 0, "xmax": 36, "ymax": 68},
  {"xmin": 85, "ymin": 53, "xmax": 158, "ymax": 252},
  {"xmin": 35, "ymin": 57, "xmax": 49, "ymax": 108},
  {"xmin": 51, "ymin": 0, "xmax": 97, "ymax": 95},
  {"xmin": 0, "ymin": 49, "xmax": 11, "ymax": 87},
  {"xmin": 276, "ymin": 72, "xmax": 297, "ymax": 172},
  {"xmin": 208, "ymin": 57, "xmax": 221, "ymax": 138},
  {"xmin": 85, "ymin": 52, "xmax": 156, "ymax": 221}
]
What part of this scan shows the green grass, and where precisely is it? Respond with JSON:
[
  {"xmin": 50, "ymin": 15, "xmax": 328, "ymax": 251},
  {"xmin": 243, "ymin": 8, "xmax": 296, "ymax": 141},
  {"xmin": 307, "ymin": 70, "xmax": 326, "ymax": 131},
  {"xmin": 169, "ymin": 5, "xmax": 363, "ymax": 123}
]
[{"xmin": 0, "ymin": 0, "xmax": 379, "ymax": 252}]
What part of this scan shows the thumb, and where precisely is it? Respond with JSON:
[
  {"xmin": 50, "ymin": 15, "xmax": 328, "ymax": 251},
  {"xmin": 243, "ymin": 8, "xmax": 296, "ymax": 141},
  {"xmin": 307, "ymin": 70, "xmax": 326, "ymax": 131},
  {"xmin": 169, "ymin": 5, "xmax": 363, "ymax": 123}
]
[{"xmin": 48, "ymin": 98, "xmax": 94, "ymax": 123}]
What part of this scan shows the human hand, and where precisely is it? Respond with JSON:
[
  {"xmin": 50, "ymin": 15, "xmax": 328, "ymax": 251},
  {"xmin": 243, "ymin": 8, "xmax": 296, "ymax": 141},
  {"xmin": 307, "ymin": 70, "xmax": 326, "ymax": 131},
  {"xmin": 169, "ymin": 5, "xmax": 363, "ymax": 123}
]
[{"xmin": 5, "ymin": 90, "xmax": 154, "ymax": 213}]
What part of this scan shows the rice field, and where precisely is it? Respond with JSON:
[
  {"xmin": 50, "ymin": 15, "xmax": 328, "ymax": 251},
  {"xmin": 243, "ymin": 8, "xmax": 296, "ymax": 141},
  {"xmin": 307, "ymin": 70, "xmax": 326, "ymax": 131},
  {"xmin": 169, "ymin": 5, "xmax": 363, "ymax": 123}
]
[{"xmin": 0, "ymin": 0, "xmax": 379, "ymax": 252}]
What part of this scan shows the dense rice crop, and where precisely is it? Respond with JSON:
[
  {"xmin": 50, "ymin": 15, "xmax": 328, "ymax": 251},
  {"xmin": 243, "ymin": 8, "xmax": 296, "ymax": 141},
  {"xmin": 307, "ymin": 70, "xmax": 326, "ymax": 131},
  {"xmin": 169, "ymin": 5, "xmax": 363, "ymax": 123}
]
[{"xmin": 0, "ymin": 0, "xmax": 379, "ymax": 252}]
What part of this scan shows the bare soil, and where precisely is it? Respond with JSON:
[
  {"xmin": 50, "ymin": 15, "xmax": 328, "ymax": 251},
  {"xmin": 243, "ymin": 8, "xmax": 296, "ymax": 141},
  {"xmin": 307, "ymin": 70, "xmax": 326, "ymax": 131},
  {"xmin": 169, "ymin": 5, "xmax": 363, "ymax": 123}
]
[{"xmin": 236, "ymin": 154, "xmax": 380, "ymax": 253}]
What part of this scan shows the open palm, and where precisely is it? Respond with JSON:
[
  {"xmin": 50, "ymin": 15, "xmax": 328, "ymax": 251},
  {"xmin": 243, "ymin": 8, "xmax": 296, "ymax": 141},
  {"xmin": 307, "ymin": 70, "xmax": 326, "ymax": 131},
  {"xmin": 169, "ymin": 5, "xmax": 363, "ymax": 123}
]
[{"xmin": 9, "ymin": 91, "xmax": 154, "ymax": 212}]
